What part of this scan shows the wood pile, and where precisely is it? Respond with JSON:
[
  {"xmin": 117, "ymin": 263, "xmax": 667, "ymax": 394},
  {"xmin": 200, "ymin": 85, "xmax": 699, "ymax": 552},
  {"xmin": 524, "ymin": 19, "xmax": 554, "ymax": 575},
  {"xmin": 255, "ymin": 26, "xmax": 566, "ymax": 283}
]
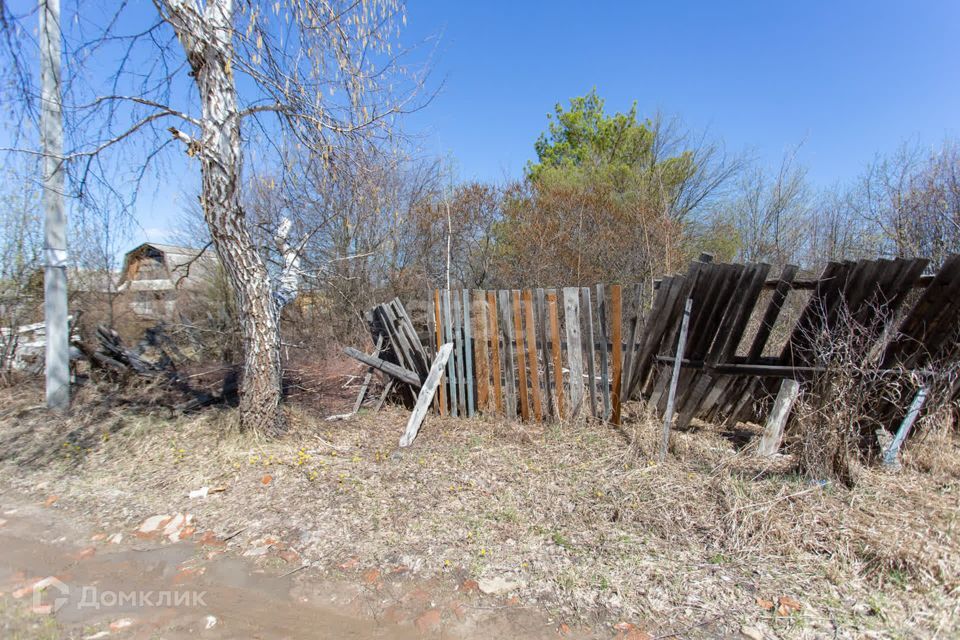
[{"xmin": 344, "ymin": 298, "xmax": 432, "ymax": 412}]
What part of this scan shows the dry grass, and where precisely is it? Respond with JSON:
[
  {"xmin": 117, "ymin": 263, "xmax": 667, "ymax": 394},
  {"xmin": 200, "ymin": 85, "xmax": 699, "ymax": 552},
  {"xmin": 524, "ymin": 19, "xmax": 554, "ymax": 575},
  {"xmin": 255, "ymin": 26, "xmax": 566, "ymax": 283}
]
[{"xmin": 0, "ymin": 381, "xmax": 958, "ymax": 638}]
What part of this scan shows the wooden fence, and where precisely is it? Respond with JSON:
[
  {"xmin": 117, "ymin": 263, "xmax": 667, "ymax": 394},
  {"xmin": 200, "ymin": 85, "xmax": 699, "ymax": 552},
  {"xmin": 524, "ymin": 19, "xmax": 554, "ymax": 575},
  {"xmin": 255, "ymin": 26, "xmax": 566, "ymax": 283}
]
[
  {"xmin": 426, "ymin": 286, "xmax": 626, "ymax": 421},
  {"xmin": 422, "ymin": 254, "xmax": 960, "ymax": 430}
]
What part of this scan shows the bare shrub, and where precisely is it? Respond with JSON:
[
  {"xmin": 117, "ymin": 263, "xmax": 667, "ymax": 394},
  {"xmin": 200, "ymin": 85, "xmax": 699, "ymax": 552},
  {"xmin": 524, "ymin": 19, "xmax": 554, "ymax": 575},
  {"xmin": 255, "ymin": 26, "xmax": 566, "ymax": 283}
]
[{"xmin": 791, "ymin": 299, "xmax": 960, "ymax": 485}]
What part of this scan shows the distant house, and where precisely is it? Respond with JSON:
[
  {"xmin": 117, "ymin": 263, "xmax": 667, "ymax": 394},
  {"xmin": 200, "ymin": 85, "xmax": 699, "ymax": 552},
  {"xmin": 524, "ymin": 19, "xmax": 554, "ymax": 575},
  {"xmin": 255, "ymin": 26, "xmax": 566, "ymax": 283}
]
[{"xmin": 117, "ymin": 243, "xmax": 219, "ymax": 318}]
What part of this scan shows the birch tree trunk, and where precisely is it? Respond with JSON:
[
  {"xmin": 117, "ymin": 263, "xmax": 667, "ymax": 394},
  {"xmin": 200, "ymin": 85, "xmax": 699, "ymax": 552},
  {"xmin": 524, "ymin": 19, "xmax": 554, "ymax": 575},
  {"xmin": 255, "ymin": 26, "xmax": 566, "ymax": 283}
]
[{"xmin": 163, "ymin": 0, "xmax": 284, "ymax": 434}]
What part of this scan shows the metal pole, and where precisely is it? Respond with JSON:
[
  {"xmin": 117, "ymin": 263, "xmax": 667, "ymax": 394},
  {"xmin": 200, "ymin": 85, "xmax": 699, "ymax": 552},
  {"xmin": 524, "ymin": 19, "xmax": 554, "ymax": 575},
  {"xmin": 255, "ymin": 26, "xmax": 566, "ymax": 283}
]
[
  {"xmin": 883, "ymin": 387, "xmax": 927, "ymax": 468},
  {"xmin": 40, "ymin": 0, "xmax": 69, "ymax": 410},
  {"xmin": 660, "ymin": 297, "xmax": 692, "ymax": 461}
]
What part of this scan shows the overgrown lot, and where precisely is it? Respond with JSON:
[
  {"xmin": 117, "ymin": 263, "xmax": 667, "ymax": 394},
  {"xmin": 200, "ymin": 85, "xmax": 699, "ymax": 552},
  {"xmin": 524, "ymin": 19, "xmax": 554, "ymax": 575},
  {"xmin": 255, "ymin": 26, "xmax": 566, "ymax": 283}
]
[{"xmin": 0, "ymin": 381, "xmax": 957, "ymax": 638}]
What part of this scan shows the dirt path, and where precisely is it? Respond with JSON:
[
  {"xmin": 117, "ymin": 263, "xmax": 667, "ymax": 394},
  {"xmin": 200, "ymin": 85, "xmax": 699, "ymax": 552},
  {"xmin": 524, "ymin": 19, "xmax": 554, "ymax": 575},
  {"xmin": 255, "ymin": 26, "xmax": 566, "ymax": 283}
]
[{"xmin": 0, "ymin": 495, "xmax": 566, "ymax": 639}]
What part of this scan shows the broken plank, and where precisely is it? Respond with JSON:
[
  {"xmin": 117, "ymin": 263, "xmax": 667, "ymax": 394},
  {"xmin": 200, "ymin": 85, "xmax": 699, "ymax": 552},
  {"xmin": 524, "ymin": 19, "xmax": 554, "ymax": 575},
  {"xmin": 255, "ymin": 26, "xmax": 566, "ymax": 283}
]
[
  {"xmin": 400, "ymin": 343, "xmax": 455, "ymax": 447},
  {"xmin": 343, "ymin": 346, "xmax": 420, "ymax": 388},
  {"xmin": 757, "ymin": 379, "xmax": 800, "ymax": 456},
  {"xmin": 351, "ymin": 335, "xmax": 384, "ymax": 415}
]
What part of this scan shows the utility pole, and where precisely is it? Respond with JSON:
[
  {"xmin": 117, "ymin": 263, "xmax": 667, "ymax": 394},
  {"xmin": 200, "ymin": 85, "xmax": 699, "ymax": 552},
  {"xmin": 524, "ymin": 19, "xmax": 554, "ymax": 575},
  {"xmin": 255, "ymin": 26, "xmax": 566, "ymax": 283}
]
[{"xmin": 40, "ymin": 0, "xmax": 69, "ymax": 410}]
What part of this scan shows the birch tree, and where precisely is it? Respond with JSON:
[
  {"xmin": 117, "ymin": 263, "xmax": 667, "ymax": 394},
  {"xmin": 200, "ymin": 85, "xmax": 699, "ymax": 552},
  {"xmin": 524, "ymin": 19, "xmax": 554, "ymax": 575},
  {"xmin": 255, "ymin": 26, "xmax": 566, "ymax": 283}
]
[{"xmin": 2, "ymin": 0, "xmax": 423, "ymax": 434}]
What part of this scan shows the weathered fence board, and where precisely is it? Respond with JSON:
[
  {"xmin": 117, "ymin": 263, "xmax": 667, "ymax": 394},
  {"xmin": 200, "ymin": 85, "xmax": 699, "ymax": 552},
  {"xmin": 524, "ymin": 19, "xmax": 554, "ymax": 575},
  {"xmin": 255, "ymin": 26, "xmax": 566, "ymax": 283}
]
[
  {"xmin": 547, "ymin": 289, "xmax": 564, "ymax": 419},
  {"xmin": 610, "ymin": 284, "xmax": 623, "ymax": 425},
  {"xmin": 462, "ymin": 290, "xmax": 475, "ymax": 417},
  {"xmin": 581, "ymin": 287, "xmax": 598, "ymax": 418},
  {"xmin": 596, "ymin": 284, "xmax": 612, "ymax": 420},
  {"xmin": 523, "ymin": 289, "xmax": 544, "ymax": 421},
  {"xmin": 415, "ymin": 254, "xmax": 958, "ymax": 444},
  {"xmin": 487, "ymin": 290, "xmax": 504, "ymax": 414},
  {"xmin": 499, "ymin": 289, "xmax": 518, "ymax": 420},
  {"xmin": 563, "ymin": 287, "xmax": 584, "ymax": 417},
  {"xmin": 473, "ymin": 290, "xmax": 490, "ymax": 413},
  {"xmin": 512, "ymin": 289, "xmax": 531, "ymax": 421}
]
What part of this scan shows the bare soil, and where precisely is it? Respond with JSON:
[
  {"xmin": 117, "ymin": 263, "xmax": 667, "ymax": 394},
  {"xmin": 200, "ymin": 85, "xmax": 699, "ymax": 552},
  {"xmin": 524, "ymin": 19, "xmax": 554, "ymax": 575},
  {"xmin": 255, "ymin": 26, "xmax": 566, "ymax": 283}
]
[{"xmin": 0, "ymin": 381, "xmax": 958, "ymax": 639}]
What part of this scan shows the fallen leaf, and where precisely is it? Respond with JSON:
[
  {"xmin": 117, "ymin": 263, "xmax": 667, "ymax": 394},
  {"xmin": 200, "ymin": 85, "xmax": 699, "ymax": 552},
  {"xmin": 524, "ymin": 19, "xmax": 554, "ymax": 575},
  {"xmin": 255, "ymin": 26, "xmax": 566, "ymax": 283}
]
[
  {"xmin": 756, "ymin": 597, "xmax": 775, "ymax": 611},
  {"xmin": 777, "ymin": 595, "xmax": 802, "ymax": 615}
]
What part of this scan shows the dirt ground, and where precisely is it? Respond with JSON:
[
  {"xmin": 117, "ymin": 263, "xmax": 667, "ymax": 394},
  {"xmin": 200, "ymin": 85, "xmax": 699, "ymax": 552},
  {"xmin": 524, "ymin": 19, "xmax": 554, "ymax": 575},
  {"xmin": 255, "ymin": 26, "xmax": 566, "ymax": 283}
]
[{"xmin": 0, "ymin": 380, "xmax": 958, "ymax": 639}]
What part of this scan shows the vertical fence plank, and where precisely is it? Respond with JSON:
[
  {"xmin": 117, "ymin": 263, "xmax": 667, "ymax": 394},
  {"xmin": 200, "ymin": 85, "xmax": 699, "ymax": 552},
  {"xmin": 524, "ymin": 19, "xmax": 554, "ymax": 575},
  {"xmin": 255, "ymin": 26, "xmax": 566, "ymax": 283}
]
[
  {"xmin": 487, "ymin": 291, "xmax": 504, "ymax": 415},
  {"xmin": 427, "ymin": 291, "xmax": 440, "ymax": 414},
  {"xmin": 563, "ymin": 287, "xmax": 584, "ymax": 417},
  {"xmin": 523, "ymin": 289, "xmax": 543, "ymax": 421},
  {"xmin": 581, "ymin": 287, "xmax": 598, "ymax": 418},
  {"xmin": 758, "ymin": 378, "xmax": 800, "ymax": 456},
  {"xmin": 536, "ymin": 288, "xmax": 554, "ymax": 418},
  {"xmin": 473, "ymin": 290, "xmax": 490, "ymax": 413},
  {"xmin": 547, "ymin": 290, "xmax": 564, "ymax": 419},
  {"xmin": 499, "ymin": 290, "xmax": 518, "ymax": 420},
  {"xmin": 452, "ymin": 291, "xmax": 467, "ymax": 414},
  {"xmin": 442, "ymin": 289, "xmax": 457, "ymax": 417},
  {"xmin": 596, "ymin": 284, "xmax": 611, "ymax": 420},
  {"xmin": 512, "ymin": 289, "xmax": 530, "ymax": 421},
  {"xmin": 462, "ymin": 289, "xmax": 475, "ymax": 417},
  {"xmin": 610, "ymin": 284, "xmax": 623, "ymax": 425},
  {"xmin": 661, "ymin": 298, "xmax": 693, "ymax": 461},
  {"xmin": 621, "ymin": 284, "xmax": 644, "ymax": 401}
]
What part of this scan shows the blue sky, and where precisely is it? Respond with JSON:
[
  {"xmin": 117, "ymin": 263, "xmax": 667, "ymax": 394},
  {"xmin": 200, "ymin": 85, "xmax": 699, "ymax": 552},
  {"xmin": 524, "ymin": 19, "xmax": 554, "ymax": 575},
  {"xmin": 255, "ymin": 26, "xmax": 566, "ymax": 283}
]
[
  {"xmin": 6, "ymin": 1, "xmax": 959, "ymax": 249},
  {"xmin": 400, "ymin": 0, "xmax": 959, "ymax": 186}
]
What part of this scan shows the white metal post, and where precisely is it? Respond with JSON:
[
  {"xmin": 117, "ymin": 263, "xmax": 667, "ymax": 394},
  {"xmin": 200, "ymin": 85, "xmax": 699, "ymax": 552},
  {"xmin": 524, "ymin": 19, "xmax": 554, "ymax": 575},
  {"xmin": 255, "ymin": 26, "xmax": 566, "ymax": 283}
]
[{"xmin": 40, "ymin": 0, "xmax": 69, "ymax": 410}]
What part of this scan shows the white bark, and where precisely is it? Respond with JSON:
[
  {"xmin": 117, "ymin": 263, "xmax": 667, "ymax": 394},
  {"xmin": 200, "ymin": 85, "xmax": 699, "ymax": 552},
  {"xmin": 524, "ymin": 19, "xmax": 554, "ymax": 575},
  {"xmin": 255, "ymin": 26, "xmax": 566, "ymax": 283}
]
[{"xmin": 162, "ymin": 0, "xmax": 284, "ymax": 434}]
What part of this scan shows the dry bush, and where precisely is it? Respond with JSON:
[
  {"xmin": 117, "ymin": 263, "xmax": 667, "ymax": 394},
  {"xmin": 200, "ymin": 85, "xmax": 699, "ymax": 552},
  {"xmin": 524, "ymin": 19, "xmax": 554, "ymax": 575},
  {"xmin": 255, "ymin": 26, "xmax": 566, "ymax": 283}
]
[{"xmin": 789, "ymin": 300, "xmax": 959, "ymax": 485}]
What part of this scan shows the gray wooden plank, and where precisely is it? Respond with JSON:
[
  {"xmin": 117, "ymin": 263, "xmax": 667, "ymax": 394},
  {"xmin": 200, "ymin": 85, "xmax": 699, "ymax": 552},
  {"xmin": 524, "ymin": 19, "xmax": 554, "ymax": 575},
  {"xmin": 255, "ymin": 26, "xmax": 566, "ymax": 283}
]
[
  {"xmin": 452, "ymin": 291, "xmax": 467, "ymax": 414},
  {"xmin": 442, "ymin": 289, "xmax": 458, "ymax": 418},
  {"xmin": 351, "ymin": 335, "xmax": 384, "ymax": 415},
  {"xmin": 462, "ymin": 289, "xmax": 475, "ymax": 417},
  {"xmin": 400, "ymin": 343, "xmax": 454, "ymax": 447},
  {"xmin": 536, "ymin": 288, "xmax": 554, "ymax": 418},
  {"xmin": 581, "ymin": 287, "xmax": 598, "ymax": 418},
  {"xmin": 661, "ymin": 297, "xmax": 693, "ymax": 460},
  {"xmin": 596, "ymin": 284, "xmax": 612, "ymax": 421},
  {"xmin": 563, "ymin": 287, "xmax": 584, "ymax": 417},
  {"xmin": 757, "ymin": 379, "xmax": 800, "ymax": 456}
]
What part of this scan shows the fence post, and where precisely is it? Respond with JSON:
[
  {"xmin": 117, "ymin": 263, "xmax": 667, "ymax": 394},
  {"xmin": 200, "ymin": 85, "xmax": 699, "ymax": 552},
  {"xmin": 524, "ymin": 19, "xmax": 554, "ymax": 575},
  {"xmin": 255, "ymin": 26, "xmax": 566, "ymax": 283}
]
[{"xmin": 660, "ymin": 297, "xmax": 692, "ymax": 461}]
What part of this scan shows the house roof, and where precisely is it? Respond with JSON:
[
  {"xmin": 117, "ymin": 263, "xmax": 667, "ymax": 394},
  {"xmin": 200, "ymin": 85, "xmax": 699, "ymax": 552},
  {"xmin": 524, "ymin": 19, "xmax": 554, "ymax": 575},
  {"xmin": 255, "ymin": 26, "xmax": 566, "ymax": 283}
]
[{"xmin": 118, "ymin": 242, "xmax": 219, "ymax": 288}]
